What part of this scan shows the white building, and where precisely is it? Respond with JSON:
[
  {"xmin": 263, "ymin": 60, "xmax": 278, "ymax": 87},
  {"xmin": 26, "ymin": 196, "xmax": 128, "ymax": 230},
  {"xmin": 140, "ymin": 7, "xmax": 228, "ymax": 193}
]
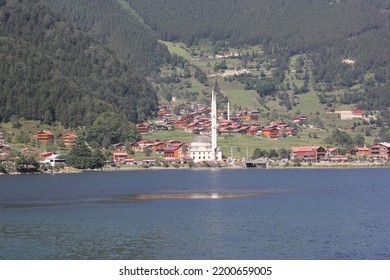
[
  {"xmin": 189, "ymin": 88, "xmax": 223, "ymax": 163},
  {"xmin": 190, "ymin": 135, "xmax": 222, "ymax": 163},
  {"xmin": 41, "ymin": 154, "xmax": 66, "ymax": 167}
]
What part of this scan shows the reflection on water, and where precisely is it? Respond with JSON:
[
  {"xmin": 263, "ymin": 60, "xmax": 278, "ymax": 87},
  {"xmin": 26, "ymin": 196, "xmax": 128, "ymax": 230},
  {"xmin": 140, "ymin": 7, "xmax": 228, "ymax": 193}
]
[
  {"xmin": 110, "ymin": 191, "xmax": 270, "ymax": 203},
  {"xmin": 0, "ymin": 192, "xmax": 271, "ymax": 208}
]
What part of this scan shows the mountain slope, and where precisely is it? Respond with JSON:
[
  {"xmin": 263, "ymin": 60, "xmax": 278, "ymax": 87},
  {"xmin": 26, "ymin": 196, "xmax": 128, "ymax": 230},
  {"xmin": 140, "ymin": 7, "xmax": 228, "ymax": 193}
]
[
  {"xmin": 43, "ymin": 0, "xmax": 171, "ymax": 73},
  {"xmin": 128, "ymin": 0, "xmax": 390, "ymax": 71},
  {"xmin": 0, "ymin": 0, "xmax": 158, "ymax": 127}
]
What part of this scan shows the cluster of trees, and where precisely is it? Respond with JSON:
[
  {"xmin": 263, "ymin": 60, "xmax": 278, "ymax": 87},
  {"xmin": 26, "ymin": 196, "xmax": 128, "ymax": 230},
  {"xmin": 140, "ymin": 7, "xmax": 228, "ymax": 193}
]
[
  {"xmin": 0, "ymin": 0, "xmax": 158, "ymax": 135},
  {"xmin": 251, "ymin": 148, "xmax": 291, "ymax": 160},
  {"xmin": 65, "ymin": 137, "xmax": 105, "ymax": 169},
  {"xmin": 325, "ymin": 130, "xmax": 365, "ymax": 149}
]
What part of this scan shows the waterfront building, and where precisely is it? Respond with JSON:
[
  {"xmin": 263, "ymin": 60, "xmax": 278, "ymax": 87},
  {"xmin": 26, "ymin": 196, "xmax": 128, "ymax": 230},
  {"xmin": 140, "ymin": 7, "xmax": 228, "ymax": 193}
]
[
  {"xmin": 291, "ymin": 146, "xmax": 326, "ymax": 162},
  {"xmin": 189, "ymin": 89, "xmax": 223, "ymax": 162},
  {"xmin": 369, "ymin": 142, "xmax": 390, "ymax": 159},
  {"xmin": 163, "ymin": 143, "xmax": 188, "ymax": 161},
  {"xmin": 190, "ymin": 135, "xmax": 222, "ymax": 163}
]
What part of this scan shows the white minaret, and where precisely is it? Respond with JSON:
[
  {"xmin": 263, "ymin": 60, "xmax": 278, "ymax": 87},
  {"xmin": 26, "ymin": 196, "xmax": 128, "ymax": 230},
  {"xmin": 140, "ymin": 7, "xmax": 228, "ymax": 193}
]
[
  {"xmin": 211, "ymin": 88, "xmax": 217, "ymax": 160},
  {"xmin": 227, "ymin": 99, "xmax": 230, "ymax": 121}
]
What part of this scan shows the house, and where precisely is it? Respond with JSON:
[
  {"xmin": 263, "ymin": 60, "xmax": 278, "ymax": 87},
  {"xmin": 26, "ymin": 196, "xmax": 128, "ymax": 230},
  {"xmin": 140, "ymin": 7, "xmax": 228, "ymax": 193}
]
[
  {"xmin": 291, "ymin": 146, "xmax": 326, "ymax": 161},
  {"xmin": 219, "ymin": 128, "xmax": 231, "ymax": 135},
  {"xmin": 113, "ymin": 153, "xmax": 130, "ymax": 164},
  {"xmin": 325, "ymin": 148, "xmax": 340, "ymax": 158},
  {"xmin": 293, "ymin": 115, "xmax": 307, "ymax": 125},
  {"xmin": 154, "ymin": 125, "xmax": 169, "ymax": 131},
  {"xmin": 131, "ymin": 140, "xmax": 155, "ymax": 152},
  {"xmin": 240, "ymin": 114, "xmax": 258, "ymax": 121},
  {"xmin": 262, "ymin": 127, "xmax": 279, "ymax": 138},
  {"xmin": 353, "ymin": 108, "xmax": 363, "ymax": 116},
  {"xmin": 42, "ymin": 154, "xmax": 66, "ymax": 167},
  {"xmin": 148, "ymin": 142, "xmax": 167, "ymax": 154},
  {"xmin": 356, "ymin": 146, "xmax": 369, "ymax": 156},
  {"xmin": 270, "ymin": 121, "xmax": 288, "ymax": 128},
  {"xmin": 246, "ymin": 126, "xmax": 261, "ymax": 136},
  {"xmin": 163, "ymin": 143, "xmax": 188, "ymax": 161},
  {"xmin": 369, "ymin": 142, "xmax": 390, "ymax": 159},
  {"xmin": 279, "ymin": 127, "xmax": 298, "ymax": 137},
  {"xmin": 34, "ymin": 130, "xmax": 54, "ymax": 143},
  {"xmin": 136, "ymin": 123, "xmax": 150, "ymax": 133},
  {"xmin": 158, "ymin": 109, "xmax": 171, "ymax": 117},
  {"xmin": 111, "ymin": 143, "xmax": 126, "ymax": 151},
  {"xmin": 61, "ymin": 134, "xmax": 77, "ymax": 146},
  {"xmin": 175, "ymin": 116, "xmax": 194, "ymax": 128},
  {"xmin": 39, "ymin": 152, "xmax": 58, "ymax": 161}
]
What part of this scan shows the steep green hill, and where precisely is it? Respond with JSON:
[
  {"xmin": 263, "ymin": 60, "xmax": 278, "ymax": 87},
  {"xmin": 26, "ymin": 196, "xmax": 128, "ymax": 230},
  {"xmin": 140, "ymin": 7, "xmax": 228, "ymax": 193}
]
[
  {"xmin": 0, "ymin": 0, "xmax": 158, "ymax": 128},
  {"xmin": 44, "ymin": 0, "xmax": 171, "ymax": 73}
]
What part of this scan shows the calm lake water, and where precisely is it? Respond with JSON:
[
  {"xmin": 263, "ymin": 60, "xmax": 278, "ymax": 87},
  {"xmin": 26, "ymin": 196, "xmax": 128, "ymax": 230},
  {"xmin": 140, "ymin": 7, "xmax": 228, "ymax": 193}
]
[{"xmin": 0, "ymin": 168, "xmax": 389, "ymax": 260}]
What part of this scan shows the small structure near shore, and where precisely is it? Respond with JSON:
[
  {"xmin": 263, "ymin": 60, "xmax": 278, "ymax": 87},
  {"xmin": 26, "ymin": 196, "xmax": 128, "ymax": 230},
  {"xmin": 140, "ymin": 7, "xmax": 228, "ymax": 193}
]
[{"xmin": 245, "ymin": 157, "xmax": 268, "ymax": 168}]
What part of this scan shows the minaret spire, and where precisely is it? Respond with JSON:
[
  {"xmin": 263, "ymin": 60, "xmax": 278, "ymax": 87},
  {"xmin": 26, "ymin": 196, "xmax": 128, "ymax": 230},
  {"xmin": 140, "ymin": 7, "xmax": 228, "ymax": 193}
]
[
  {"xmin": 227, "ymin": 99, "xmax": 230, "ymax": 121},
  {"xmin": 211, "ymin": 88, "xmax": 217, "ymax": 160}
]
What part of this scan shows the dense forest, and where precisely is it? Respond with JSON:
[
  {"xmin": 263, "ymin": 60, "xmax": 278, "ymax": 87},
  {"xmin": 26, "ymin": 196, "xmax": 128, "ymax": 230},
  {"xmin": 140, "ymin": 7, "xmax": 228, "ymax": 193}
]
[
  {"xmin": 0, "ymin": 0, "xmax": 158, "ymax": 133},
  {"xmin": 43, "ymin": 0, "xmax": 172, "ymax": 74}
]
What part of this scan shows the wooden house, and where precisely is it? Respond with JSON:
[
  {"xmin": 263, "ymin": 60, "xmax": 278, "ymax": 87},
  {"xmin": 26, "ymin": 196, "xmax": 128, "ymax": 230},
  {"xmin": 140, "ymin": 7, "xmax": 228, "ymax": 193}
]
[
  {"xmin": 148, "ymin": 142, "xmax": 167, "ymax": 154},
  {"xmin": 291, "ymin": 146, "xmax": 326, "ymax": 161},
  {"xmin": 61, "ymin": 134, "xmax": 77, "ymax": 146},
  {"xmin": 34, "ymin": 130, "xmax": 54, "ymax": 143},
  {"xmin": 262, "ymin": 127, "xmax": 280, "ymax": 138},
  {"xmin": 163, "ymin": 143, "xmax": 188, "ymax": 161},
  {"xmin": 353, "ymin": 108, "xmax": 363, "ymax": 116},
  {"xmin": 369, "ymin": 142, "xmax": 390, "ymax": 159},
  {"xmin": 136, "ymin": 123, "xmax": 150, "ymax": 133},
  {"xmin": 113, "ymin": 153, "xmax": 130, "ymax": 164},
  {"xmin": 293, "ymin": 115, "xmax": 308, "ymax": 125},
  {"xmin": 279, "ymin": 127, "xmax": 298, "ymax": 136},
  {"xmin": 325, "ymin": 148, "xmax": 341, "ymax": 158}
]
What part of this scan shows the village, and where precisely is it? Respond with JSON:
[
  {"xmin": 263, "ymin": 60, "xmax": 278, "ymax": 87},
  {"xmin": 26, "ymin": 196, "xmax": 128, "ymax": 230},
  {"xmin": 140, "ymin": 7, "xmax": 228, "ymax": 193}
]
[{"xmin": 1, "ymin": 101, "xmax": 390, "ymax": 174}]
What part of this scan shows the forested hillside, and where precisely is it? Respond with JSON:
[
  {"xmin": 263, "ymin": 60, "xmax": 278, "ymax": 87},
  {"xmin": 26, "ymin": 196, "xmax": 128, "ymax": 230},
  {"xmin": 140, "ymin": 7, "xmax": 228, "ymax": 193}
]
[
  {"xmin": 0, "ymin": 0, "xmax": 158, "ymax": 130},
  {"xmin": 44, "ymin": 0, "xmax": 171, "ymax": 74},
  {"xmin": 128, "ymin": 0, "xmax": 390, "ymax": 71}
]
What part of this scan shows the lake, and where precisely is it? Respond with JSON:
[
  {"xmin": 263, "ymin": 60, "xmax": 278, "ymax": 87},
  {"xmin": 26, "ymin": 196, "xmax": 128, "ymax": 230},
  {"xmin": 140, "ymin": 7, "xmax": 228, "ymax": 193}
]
[{"xmin": 0, "ymin": 168, "xmax": 389, "ymax": 260}]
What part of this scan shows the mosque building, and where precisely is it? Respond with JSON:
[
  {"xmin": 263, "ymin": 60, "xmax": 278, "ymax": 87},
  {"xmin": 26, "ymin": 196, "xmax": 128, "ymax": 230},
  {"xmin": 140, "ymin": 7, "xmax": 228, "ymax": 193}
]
[{"xmin": 189, "ymin": 89, "xmax": 223, "ymax": 163}]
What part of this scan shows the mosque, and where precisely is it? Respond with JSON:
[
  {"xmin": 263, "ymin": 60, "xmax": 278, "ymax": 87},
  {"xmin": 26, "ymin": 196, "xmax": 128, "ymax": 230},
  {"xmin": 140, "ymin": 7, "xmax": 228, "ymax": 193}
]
[{"xmin": 189, "ymin": 89, "xmax": 223, "ymax": 163}]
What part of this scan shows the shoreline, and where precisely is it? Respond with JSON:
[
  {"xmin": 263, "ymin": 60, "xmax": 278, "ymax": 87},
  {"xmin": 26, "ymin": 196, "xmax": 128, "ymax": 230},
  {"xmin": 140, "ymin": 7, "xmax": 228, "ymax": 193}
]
[{"xmin": 2, "ymin": 161, "xmax": 390, "ymax": 176}]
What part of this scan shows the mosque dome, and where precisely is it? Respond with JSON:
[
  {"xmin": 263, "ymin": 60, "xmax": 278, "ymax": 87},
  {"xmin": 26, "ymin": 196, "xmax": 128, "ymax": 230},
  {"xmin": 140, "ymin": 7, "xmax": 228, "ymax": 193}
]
[{"xmin": 191, "ymin": 135, "xmax": 212, "ymax": 144}]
